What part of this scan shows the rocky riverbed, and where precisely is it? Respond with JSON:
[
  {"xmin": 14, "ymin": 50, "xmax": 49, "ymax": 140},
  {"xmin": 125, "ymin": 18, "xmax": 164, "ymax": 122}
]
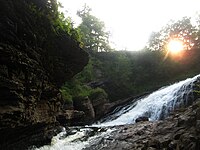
[{"xmin": 84, "ymin": 99, "xmax": 200, "ymax": 150}]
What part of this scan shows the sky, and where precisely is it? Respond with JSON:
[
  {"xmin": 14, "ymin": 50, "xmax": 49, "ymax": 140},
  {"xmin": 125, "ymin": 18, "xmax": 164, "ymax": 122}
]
[{"xmin": 58, "ymin": 0, "xmax": 200, "ymax": 51}]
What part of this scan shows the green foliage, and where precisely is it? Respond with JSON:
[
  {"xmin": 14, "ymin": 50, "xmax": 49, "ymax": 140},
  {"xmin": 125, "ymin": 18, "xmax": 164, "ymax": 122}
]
[
  {"xmin": 61, "ymin": 77, "xmax": 107, "ymax": 103},
  {"xmin": 60, "ymin": 12, "xmax": 200, "ymax": 103},
  {"xmin": 28, "ymin": 0, "xmax": 83, "ymax": 45},
  {"xmin": 60, "ymin": 88, "xmax": 73, "ymax": 103},
  {"xmin": 89, "ymin": 87, "xmax": 108, "ymax": 100},
  {"xmin": 61, "ymin": 48, "xmax": 200, "ymax": 102},
  {"xmin": 98, "ymin": 52, "xmax": 132, "ymax": 86},
  {"xmin": 61, "ymin": 79, "xmax": 89, "ymax": 99},
  {"xmin": 75, "ymin": 58, "xmax": 96, "ymax": 83},
  {"xmin": 77, "ymin": 5, "xmax": 112, "ymax": 53},
  {"xmin": 91, "ymin": 48, "xmax": 200, "ymax": 101},
  {"xmin": 93, "ymin": 52, "xmax": 134, "ymax": 100}
]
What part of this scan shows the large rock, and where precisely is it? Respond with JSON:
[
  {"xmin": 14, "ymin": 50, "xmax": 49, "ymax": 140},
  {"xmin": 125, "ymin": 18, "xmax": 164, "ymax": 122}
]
[
  {"xmin": 73, "ymin": 96, "xmax": 95, "ymax": 124},
  {"xmin": 0, "ymin": 0, "xmax": 88, "ymax": 149},
  {"xmin": 56, "ymin": 110, "xmax": 85, "ymax": 126},
  {"xmin": 135, "ymin": 116, "xmax": 149, "ymax": 123},
  {"xmin": 90, "ymin": 90, "xmax": 109, "ymax": 120}
]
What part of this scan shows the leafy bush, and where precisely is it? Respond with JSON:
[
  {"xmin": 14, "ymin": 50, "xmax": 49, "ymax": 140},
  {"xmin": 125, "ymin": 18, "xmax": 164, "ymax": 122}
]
[
  {"xmin": 89, "ymin": 87, "xmax": 108, "ymax": 100},
  {"xmin": 60, "ymin": 88, "xmax": 72, "ymax": 103},
  {"xmin": 61, "ymin": 78, "xmax": 107, "ymax": 103}
]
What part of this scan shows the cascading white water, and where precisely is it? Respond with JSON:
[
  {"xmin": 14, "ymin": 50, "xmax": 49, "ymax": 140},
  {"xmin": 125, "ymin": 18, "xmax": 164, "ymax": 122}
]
[
  {"xmin": 34, "ymin": 74, "xmax": 200, "ymax": 150},
  {"xmin": 32, "ymin": 127, "xmax": 114, "ymax": 150},
  {"xmin": 94, "ymin": 74, "xmax": 200, "ymax": 127}
]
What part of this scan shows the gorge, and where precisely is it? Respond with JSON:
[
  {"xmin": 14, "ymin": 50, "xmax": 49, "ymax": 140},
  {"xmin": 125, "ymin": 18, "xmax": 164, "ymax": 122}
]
[{"xmin": 1, "ymin": 0, "xmax": 200, "ymax": 150}]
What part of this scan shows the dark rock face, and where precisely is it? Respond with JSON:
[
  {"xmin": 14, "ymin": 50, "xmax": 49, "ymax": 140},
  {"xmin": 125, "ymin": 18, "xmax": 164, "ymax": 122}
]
[
  {"xmin": 90, "ymin": 90, "xmax": 109, "ymax": 120},
  {"xmin": 73, "ymin": 97, "xmax": 95, "ymax": 124},
  {"xmin": 70, "ymin": 92, "xmax": 143, "ymax": 124},
  {"xmin": 0, "ymin": 0, "xmax": 88, "ymax": 149},
  {"xmin": 56, "ymin": 110, "xmax": 85, "ymax": 126}
]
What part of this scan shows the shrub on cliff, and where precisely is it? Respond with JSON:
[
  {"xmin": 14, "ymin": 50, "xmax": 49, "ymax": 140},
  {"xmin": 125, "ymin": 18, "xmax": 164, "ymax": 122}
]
[
  {"xmin": 89, "ymin": 87, "xmax": 108, "ymax": 100},
  {"xmin": 61, "ymin": 78, "xmax": 107, "ymax": 103}
]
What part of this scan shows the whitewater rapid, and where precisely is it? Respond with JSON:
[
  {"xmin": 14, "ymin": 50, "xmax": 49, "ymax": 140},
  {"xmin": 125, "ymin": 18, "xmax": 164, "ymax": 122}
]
[
  {"xmin": 34, "ymin": 74, "xmax": 200, "ymax": 150},
  {"xmin": 33, "ymin": 127, "xmax": 114, "ymax": 150},
  {"xmin": 94, "ymin": 74, "xmax": 199, "ymax": 127}
]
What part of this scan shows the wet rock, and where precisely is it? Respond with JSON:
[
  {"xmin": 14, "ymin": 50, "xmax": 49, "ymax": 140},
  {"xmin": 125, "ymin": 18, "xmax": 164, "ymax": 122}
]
[
  {"xmin": 135, "ymin": 116, "xmax": 149, "ymax": 123},
  {"xmin": 196, "ymin": 120, "xmax": 200, "ymax": 132},
  {"xmin": 87, "ymin": 80, "xmax": 106, "ymax": 88}
]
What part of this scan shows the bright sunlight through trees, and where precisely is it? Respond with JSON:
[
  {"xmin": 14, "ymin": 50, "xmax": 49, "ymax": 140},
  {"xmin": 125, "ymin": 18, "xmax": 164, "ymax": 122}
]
[{"xmin": 167, "ymin": 39, "xmax": 184, "ymax": 53}]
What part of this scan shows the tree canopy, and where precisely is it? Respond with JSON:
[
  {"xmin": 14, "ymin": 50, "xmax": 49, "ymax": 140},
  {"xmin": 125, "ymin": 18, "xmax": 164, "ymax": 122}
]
[
  {"xmin": 77, "ymin": 5, "xmax": 112, "ymax": 53},
  {"xmin": 147, "ymin": 17, "xmax": 199, "ymax": 51}
]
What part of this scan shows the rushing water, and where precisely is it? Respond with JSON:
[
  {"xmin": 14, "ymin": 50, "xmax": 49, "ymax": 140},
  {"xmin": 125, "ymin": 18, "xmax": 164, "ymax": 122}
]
[
  {"xmin": 94, "ymin": 74, "xmax": 199, "ymax": 127},
  {"xmin": 32, "ymin": 127, "xmax": 114, "ymax": 150},
  {"xmin": 34, "ymin": 74, "xmax": 200, "ymax": 150}
]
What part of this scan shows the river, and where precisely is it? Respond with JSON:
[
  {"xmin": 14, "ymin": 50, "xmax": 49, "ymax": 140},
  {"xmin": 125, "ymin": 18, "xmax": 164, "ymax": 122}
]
[{"xmin": 32, "ymin": 74, "xmax": 200, "ymax": 150}]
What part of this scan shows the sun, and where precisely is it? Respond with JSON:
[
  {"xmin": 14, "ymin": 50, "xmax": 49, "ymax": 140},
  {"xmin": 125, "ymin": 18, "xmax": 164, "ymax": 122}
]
[{"xmin": 167, "ymin": 39, "xmax": 184, "ymax": 53}]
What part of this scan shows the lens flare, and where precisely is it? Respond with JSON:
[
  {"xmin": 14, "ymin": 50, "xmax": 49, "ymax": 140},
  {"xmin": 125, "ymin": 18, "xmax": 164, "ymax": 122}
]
[{"xmin": 167, "ymin": 40, "xmax": 184, "ymax": 53}]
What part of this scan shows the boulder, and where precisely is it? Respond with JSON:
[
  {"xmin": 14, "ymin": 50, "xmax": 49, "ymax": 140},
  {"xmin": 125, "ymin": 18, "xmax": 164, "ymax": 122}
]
[
  {"xmin": 90, "ymin": 90, "xmax": 109, "ymax": 120},
  {"xmin": 73, "ymin": 96, "xmax": 95, "ymax": 124},
  {"xmin": 135, "ymin": 116, "xmax": 149, "ymax": 123}
]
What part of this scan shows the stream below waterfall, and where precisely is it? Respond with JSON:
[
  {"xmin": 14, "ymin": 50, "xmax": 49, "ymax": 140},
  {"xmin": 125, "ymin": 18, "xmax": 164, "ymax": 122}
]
[{"xmin": 32, "ymin": 74, "xmax": 200, "ymax": 150}]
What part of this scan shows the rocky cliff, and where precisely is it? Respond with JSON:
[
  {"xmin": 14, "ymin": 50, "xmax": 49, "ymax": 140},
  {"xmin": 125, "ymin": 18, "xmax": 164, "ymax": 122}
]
[{"xmin": 0, "ymin": 0, "xmax": 88, "ymax": 149}]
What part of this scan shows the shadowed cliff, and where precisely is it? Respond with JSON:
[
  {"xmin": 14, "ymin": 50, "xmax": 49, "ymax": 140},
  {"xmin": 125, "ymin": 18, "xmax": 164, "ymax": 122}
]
[{"xmin": 0, "ymin": 0, "xmax": 88, "ymax": 149}]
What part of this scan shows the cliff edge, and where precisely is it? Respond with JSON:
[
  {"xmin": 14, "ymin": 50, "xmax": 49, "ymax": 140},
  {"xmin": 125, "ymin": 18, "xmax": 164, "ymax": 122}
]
[{"xmin": 0, "ymin": 0, "xmax": 88, "ymax": 149}]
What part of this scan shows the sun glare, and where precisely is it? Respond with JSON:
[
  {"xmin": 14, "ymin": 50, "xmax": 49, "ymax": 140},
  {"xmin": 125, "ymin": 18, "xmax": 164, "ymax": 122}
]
[{"xmin": 167, "ymin": 40, "xmax": 184, "ymax": 53}]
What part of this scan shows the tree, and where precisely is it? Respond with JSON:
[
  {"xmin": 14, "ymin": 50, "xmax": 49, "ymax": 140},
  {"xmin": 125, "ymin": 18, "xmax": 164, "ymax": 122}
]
[
  {"xmin": 195, "ymin": 13, "xmax": 200, "ymax": 48},
  {"xmin": 147, "ymin": 17, "xmax": 198, "ymax": 51},
  {"xmin": 77, "ymin": 5, "xmax": 111, "ymax": 53}
]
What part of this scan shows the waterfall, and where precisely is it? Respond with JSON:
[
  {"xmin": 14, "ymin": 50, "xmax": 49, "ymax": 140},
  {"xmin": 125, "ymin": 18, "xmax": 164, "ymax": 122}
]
[
  {"xmin": 33, "ymin": 74, "xmax": 200, "ymax": 150},
  {"xmin": 94, "ymin": 74, "xmax": 200, "ymax": 127}
]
